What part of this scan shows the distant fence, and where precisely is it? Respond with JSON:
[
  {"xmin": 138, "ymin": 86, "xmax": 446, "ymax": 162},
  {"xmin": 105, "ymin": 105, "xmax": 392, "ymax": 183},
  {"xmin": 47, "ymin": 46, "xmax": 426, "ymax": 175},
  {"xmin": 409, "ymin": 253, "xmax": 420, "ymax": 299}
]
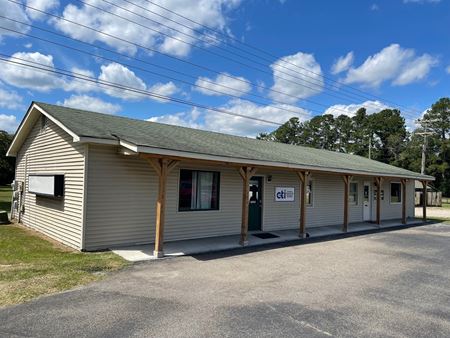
[{"xmin": 415, "ymin": 191, "xmax": 442, "ymax": 207}]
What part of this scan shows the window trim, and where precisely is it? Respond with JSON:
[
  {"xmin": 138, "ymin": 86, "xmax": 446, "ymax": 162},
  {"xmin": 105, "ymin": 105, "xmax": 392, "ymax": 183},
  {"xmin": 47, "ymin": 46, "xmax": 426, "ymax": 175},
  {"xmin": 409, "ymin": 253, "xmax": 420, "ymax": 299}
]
[
  {"xmin": 390, "ymin": 181, "xmax": 402, "ymax": 204},
  {"xmin": 349, "ymin": 181, "xmax": 359, "ymax": 206},
  {"xmin": 177, "ymin": 168, "xmax": 221, "ymax": 212}
]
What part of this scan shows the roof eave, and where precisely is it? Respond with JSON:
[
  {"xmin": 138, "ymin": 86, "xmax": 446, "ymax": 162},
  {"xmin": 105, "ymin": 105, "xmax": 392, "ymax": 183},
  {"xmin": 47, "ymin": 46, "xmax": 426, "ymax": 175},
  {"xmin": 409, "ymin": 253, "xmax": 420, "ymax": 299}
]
[
  {"xmin": 6, "ymin": 102, "xmax": 80, "ymax": 157},
  {"xmin": 119, "ymin": 139, "xmax": 434, "ymax": 181}
]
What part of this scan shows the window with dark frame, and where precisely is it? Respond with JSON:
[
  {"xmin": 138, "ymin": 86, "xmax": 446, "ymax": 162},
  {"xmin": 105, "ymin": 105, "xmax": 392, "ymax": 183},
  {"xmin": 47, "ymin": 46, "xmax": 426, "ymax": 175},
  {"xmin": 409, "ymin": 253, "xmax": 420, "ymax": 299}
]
[
  {"xmin": 390, "ymin": 182, "xmax": 402, "ymax": 203},
  {"xmin": 179, "ymin": 169, "xmax": 220, "ymax": 211}
]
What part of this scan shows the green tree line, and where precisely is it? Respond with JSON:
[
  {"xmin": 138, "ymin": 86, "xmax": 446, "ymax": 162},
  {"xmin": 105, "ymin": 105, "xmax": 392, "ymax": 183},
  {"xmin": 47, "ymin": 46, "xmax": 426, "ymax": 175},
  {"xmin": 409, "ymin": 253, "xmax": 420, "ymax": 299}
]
[
  {"xmin": 0, "ymin": 131, "xmax": 15, "ymax": 185},
  {"xmin": 257, "ymin": 97, "xmax": 450, "ymax": 195}
]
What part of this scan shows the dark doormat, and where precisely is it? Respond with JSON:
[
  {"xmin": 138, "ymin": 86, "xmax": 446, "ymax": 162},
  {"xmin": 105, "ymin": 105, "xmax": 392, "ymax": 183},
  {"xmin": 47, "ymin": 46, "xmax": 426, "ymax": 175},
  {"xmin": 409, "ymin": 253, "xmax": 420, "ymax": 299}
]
[{"xmin": 252, "ymin": 232, "xmax": 279, "ymax": 239}]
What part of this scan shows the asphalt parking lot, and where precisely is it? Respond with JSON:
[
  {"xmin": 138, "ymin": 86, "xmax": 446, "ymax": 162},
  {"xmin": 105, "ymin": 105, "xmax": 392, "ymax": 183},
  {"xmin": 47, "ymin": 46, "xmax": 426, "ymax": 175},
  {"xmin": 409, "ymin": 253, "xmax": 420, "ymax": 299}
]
[{"xmin": 1, "ymin": 222, "xmax": 449, "ymax": 338}]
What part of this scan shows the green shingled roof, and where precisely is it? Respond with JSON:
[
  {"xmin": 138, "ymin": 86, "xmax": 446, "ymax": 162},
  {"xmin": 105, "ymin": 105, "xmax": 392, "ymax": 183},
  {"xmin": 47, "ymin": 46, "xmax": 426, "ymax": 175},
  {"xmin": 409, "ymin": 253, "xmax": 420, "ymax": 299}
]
[{"xmin": 36, "ymin": 102, "xmax": 433, "ymax": 180}]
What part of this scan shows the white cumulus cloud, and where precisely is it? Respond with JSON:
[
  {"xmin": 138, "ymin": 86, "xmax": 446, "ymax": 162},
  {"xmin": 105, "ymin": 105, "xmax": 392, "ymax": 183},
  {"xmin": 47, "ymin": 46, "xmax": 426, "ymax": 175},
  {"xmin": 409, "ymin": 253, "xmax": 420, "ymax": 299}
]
[
  {"xmin": 194, "ymin": 73, "xmax": 251, "ymax": 97},
  {"xmin": 97, "ymin": 63, "xmax": 178, "ymax": 102},
  {"xmin": 53, "ymin": 0, "xmax": 241, "ymax": 57},
  {"xmin": 58, "ymin": 95, "xmax": 121, "ymax": 114},
  {"xmin": 98, "ymin": 63, "xmax": 147, "ymax": 100},
  {"xmin": 324, "ymin": 100, "xmax": 391, "ymax": 117},
  {"xmin": 0, "ymin": 52, "xmax": 64, "ymax": 91},
  {"xmin": 0, "ymin": 87, "xmax": 24, "ymax": 110},
  {"xmin": 149, "ymin": 99, "xmax": 311, "ymax": 137},
  {"xmin": 392, "ymin": 54, "xmax": 438, "ymax": 85},
  {"xmin": 331, "ymin": 51, "xmax": 354, "ymax": 75},
  {"xmin": 0, "ymin": 0, "xmax": 31, "ymax": 39},
  {"xmin": 25, "ymin": 0, "xmax": 60, "ymax": 20},
  {"xmin": 148, "ymin": 82, "xmax": 179, "ymax": 102},
  {"xmin": 0, "ymin": 52, "xmax": 179, "ymax": 103},
  {"xmin": 269, "ymin": 52, "xmax": 324, "ymax": 104},
  {"xmin": 343, "ymin": 44, "xmax": 438, "ymax": 87},
  {"xmin": 0, "ymin": 114, "xmax": 19, "ymax": 133}
]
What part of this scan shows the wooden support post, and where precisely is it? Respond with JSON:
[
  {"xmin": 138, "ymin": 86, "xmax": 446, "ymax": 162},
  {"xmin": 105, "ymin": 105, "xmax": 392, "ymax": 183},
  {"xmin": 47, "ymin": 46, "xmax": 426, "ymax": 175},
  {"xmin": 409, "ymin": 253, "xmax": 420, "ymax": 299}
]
[
  {"xmin": 145, "ymin": 158, "xmax": 179, "ymax": 258},
  {"xmin": 239, "ymin": 166, "xmax": 257, "ymax": 246},
  {"xmin": 296, "ymin": 171, "xmax": 309, "ymax": 238},
  {"xmin": 422, "ymin": 180, "xmax": 427, "ymax": 222},
  {"xmin": 342, "ymin": 175, "xmax": 351, "ymax": 232},
  {"xmin": 375, "ymin": 177, "xmax": 382, "ymax": 226},
  {"xmin": 401, "ymin": 179, "xmax": 407, "ymax": 225}
]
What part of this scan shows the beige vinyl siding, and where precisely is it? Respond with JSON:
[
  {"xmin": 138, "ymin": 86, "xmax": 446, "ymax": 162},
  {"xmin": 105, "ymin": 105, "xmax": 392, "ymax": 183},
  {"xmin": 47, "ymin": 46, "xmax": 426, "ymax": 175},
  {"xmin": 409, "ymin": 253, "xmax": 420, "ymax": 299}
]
[
  {"xmin": 14, "ymin": 116, "xmax": 85, "ymax": 249},
  {"xmin": 85, "ymin": 153, "xmax": 242, "ymax": 249},
  {"xmin": 261, "ymin": 173, "xmax": 365, "ymax": 230},
  {"xmin": 164, "ymin": 164, "xmax": 241, "ymax": 241},
  {"xmin": 84, "ymin": 145, "xmax": 157, "ymax": 250},
  {"xmin": 371, "ymin": 179, "xmax": 415, "ymax": 220},
  {"xmin": 259, "ymin": 170, "xmax": 299, "ymax": 231},
  {"xmin": 84, "ymin": 145, "xmax": 418, "ymax": 250}
]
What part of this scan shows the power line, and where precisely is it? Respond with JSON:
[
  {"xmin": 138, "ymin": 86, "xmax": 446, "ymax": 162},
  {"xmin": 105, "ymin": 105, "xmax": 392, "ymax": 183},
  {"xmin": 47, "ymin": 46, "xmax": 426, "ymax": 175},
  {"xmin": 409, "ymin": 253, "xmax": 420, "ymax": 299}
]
[
  {"xmin": 9, "ymin": 0, "xmax": 409, "ymax": 117},
  {"xmin": 79, "ymin": 0, "xmax": 410, "ymax": 115},
  {"xmin": 0, "ymin": 54, "xmax": 286, "ymax": 126},
  {"xmin": 6, "ymin": 0, "xmax": 353, "ymax": 111},
  {"xmin": 4, "ymin": 24, "xmax": 420, "ymax": 124},
  {"xmin": 2, "ymin": 7, "xmax": 388, "ymax": 118},
  {"xmin": 141, "ymin": 0, "xmax": 423, "ymax": 115},
  {"xmin": 77, "ymin": 0, "xmax": 358, "ymax": 103},
  {"xmin": 2, "ymin": 1, "xmax": 424, "ymax": 121},
  {"xmin": 1, "ymin": 21, "xmax": 359, "ymax": 119},
  {"xmin": 0, "ymin": 25, "xmax": 316, "ymax": 119}
]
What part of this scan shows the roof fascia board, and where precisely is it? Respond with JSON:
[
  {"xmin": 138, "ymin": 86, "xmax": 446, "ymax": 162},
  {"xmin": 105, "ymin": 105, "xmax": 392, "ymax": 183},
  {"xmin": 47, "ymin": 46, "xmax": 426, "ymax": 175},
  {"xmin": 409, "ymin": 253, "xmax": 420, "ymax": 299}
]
[
  {"xmin": 119, "ymin": 139, "xmax": 139, "ymax": 152},
  {"xmin": 6, "ymin": 103, "xmax": 80, "ymax": 156},
  {"xmin": 33, "ymin": 104, "xmax": 80, "ymax": 142},
  {"xmin": 134, "ymin": 144, "xmax": 434, "ymax": 181},
  {"xmin": 78, "ymin": 137, "xmax": 119, "ymax": 146}
]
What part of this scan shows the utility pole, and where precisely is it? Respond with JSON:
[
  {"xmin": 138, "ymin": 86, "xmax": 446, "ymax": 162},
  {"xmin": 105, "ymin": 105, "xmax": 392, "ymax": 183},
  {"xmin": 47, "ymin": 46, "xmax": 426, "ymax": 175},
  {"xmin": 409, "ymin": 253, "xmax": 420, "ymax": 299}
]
[
  {"xmin": 415, "ymin": 119, "xmax": 433, "ymax": 175},
  {"xmin": 368, "ymin": 135, "xmax": 372, "ymax": 160}
]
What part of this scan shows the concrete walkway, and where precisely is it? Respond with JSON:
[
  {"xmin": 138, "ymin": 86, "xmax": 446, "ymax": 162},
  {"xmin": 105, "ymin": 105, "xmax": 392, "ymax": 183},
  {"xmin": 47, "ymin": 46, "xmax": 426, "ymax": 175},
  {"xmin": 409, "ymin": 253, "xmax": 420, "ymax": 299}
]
[{"xmin": 112, "ymin": 219, "xmax": 424, "ymax": 262}]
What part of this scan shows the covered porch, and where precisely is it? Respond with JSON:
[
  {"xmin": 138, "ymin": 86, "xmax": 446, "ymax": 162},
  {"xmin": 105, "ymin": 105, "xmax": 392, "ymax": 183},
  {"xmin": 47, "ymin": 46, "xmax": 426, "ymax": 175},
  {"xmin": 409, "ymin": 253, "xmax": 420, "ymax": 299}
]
[
  {"xmin": 133, "ymin": 152, "xmax": 431, "ymax": 259},
  {"xmin": 112, "ymin": 218, "xmax": 425, "ymax": 262}
]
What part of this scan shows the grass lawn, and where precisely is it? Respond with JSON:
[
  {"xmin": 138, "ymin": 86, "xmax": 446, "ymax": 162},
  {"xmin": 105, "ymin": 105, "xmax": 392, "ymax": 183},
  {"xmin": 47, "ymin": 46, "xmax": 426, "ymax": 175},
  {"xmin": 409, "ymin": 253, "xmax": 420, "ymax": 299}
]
[
  {"xmin": 0, "ymin": 224, "xmax": 127, "ymax": 307},
  {"xmin": 0, "ymin": 185, "xmax": 12, "ymax": 212}
]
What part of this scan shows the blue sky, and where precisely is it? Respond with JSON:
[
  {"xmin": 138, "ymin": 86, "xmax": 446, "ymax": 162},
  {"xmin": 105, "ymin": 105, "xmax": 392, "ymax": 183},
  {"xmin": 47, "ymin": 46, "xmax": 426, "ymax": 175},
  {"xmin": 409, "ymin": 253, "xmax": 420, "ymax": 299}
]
[{"xmin": 0, "ymin": 0, "xmax": 449, "ymax": 136}]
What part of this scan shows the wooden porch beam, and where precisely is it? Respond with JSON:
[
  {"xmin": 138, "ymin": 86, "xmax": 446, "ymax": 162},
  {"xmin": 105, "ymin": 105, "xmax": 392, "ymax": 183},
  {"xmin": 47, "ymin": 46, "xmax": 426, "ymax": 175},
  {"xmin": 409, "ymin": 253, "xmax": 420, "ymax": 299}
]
[
  {"xmin": 401, "ymin": 179, "xmax": 407, "ymax": 225},
  {"xmin": 239, "ymin": 166, "xmax": 257, "ymax": 246},
  {"xmin": 144, "ymin": 158, "xmax": 174, "ymax": 258},
  {"xmin": 145, "ymin": 158, "xmax": 162, "ymax": 177},
  {"xmin": 296, "ymin": 171, "xmax": 309, "ymax": 238},
  {"xmin": 422, "ymin": 180, "xmax": 427, "ymax": 222}
]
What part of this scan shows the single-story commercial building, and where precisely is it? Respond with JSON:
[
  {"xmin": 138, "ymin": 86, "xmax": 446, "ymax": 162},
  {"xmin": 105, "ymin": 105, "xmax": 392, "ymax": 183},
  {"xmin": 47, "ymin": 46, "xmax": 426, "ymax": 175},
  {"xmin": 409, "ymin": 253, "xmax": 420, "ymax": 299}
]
[{"xmin": 7, "ymin": 102, "xmax": 434, "ymax": 256}]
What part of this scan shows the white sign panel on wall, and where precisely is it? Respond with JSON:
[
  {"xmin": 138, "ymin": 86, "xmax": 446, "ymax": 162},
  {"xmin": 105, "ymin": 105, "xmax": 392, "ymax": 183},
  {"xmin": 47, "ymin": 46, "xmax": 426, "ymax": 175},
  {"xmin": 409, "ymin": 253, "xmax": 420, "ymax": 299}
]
[
  {"xmin": 275, "ymin": 187, "xmax": 295, "ymax": 202},
  {"xmin": 29, "ymin": 175, "xmax": 55, "ymax": 196}
]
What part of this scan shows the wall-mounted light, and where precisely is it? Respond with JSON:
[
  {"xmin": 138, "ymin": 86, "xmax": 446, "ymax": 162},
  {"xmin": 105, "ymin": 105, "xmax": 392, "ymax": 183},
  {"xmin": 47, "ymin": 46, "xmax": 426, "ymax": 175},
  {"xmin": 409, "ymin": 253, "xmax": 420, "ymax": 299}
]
[{"xmin": 267, "ymin": 175, "xmax": 272, "ymax": 183}]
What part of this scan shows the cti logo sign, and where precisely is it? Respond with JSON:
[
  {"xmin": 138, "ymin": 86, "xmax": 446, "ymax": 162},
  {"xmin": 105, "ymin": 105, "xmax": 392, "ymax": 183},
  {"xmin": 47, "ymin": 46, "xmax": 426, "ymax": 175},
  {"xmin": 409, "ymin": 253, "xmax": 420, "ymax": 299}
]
[{"xmin": 275, "ymin": 187, "xmax": 295, "ymax": 202}]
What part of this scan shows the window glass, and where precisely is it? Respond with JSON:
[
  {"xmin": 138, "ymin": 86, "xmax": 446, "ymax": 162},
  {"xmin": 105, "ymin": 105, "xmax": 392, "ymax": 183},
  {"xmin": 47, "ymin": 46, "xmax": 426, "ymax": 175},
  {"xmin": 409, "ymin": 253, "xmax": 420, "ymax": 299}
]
[
  {"xmin": 306, "ymin": 181, "xmax": 313, "ymax": 206},
  {"xmin": 349, "ymin": 182, "xmax": 358, "ymax": 205},
  {"xmin": 179, "ymin": 170, "xmax": 219, "ymax": 211},
  {"xmin": 390, "ymin": 183, "xmax": 402, "ymax": 203}
]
